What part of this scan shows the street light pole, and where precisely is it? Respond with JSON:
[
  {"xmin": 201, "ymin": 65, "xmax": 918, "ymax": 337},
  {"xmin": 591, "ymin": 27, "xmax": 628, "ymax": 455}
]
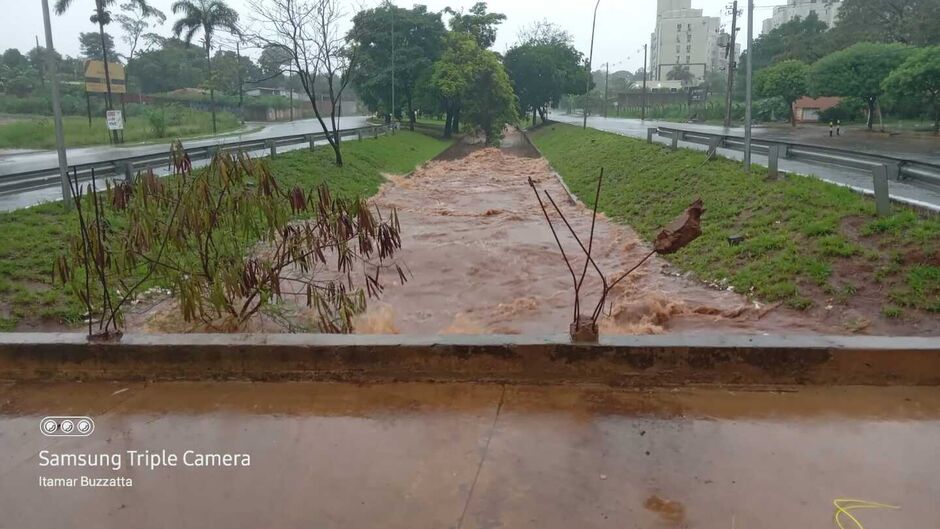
[
  {"xmin": 642, "ymin": 44, "xmax": 648, "ymax": 121},
  {"xmin": 723, "ymin": 0, "xmax": 738, "ymax": 128},
  {"xmin": 583, "ymin": 0, "xmax": 600, "ymax": 129},
  {"xmin": 41, "ymin": 0, "xmax": 71, "ymax": 209},
  {"xmin": 743, "ymin": 0, "xmax": 754, "ymax": 171},
  {"xmin": 604, "ymin": 62, "xmax": 609, "ymax": 118}
]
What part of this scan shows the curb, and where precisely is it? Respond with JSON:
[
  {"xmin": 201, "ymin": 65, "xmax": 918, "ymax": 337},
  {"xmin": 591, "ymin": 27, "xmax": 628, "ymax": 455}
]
[{"xmin": 2, "ymin": 333, "xmax": 939, "ymax": 386}]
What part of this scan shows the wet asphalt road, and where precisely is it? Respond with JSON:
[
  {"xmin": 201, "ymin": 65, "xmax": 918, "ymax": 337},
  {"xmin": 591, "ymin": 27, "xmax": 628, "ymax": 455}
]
[
  {"xmin": 1, "ymin": 381, "xmax": 939, "ymax": 529},
  {"xmin": 550, "ymin": 113, "xmax": 940, "ymax": 211},
  {"xmin": 0, "ymin": 116, "xmax": 370, "ymax": 212}
]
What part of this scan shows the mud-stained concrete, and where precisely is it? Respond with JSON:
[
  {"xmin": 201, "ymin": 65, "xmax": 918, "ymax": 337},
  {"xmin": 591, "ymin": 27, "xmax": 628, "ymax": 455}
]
[
  {"xmin": 349, "ymin": 130, "xmax": 830, "ymax": 335},
  {"xmin": 1, "ymin": 382, "xmax": 939, "ymax": 528}
]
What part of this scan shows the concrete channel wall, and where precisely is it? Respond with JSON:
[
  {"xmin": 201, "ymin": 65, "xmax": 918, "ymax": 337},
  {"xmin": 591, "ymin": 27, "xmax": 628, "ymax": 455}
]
[{"xmin": 1, "ymin": 333, "xmax": 939, "ymax": 386}]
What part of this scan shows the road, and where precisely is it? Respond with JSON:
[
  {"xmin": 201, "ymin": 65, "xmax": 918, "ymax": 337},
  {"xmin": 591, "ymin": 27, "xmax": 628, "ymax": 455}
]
[
  {"xmin": 551, "ymin": 114, "xmax": 940, "ymax": 211},
  {"xmin": 0, "ymin": 116, "xmax": 370, "ymax": 211},
  {"xmin": 2, "ymin": 381, "xmax": 939, "ymax": 528}
]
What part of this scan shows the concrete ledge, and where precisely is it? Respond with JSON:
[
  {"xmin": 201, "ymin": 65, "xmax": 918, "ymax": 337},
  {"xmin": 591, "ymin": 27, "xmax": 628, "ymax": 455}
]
[{"xmin": 1, "ymin": 333, "xmax": 939, "ymax": 386}]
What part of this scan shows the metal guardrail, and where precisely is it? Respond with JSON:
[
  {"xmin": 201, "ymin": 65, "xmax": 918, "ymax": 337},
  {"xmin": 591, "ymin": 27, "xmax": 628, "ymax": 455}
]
[
  {"xmin": 654, "ymin": 126, "xmax": 940, "ymax": 192},
  {"xmin": 0, "ymin": 125, "xmax": 392, "ymax": 196}
]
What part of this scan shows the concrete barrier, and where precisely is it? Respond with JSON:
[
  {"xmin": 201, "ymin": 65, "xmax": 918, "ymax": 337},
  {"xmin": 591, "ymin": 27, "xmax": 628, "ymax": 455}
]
[{"xmin": 1, "ymin": 333, "xmax": 938, "ymax": 386}]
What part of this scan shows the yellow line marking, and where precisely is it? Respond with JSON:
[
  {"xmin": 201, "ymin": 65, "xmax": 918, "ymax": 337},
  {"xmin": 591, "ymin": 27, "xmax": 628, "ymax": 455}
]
[{"xmin": 833, "ymin": 499, "xmax": 900, "ymax": 529}]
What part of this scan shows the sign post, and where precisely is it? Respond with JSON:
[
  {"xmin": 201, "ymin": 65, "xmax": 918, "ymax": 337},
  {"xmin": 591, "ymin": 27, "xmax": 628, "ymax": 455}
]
[
  {"xmin": 84, "ymin": 60, "xmax": 127, "ymax": 144},
  {"xmin": 106, "ymin": 110, "xmax": 124, "ymax": 132}
]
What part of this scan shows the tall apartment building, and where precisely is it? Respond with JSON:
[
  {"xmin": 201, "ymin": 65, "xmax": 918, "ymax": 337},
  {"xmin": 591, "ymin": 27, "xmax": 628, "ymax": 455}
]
[
  {"xmin": 649, "ymin": 0, "xmax": 722, "ymax": 83},
  {"xmin": 761, "ymin": 0, "xmax": 842, "ymax": 34}
]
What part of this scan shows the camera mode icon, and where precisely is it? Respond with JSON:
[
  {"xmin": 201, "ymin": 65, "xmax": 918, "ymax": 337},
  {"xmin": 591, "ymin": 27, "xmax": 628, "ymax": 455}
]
[{"xmin": 40, "ymin": 416, "xmax": 95, "ymax": 437}]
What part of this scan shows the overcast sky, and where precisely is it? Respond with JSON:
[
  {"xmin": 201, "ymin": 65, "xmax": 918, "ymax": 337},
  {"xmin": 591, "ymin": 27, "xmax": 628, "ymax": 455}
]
[{"xmin": 0, "ymin": 0, "xmax": 769, "ymax": 72}]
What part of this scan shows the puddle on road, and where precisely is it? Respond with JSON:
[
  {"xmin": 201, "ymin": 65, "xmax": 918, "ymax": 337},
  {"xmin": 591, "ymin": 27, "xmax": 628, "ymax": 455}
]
[{"xmin": 352, "ymin": 133, "xmax": 830, "ymax": 336}]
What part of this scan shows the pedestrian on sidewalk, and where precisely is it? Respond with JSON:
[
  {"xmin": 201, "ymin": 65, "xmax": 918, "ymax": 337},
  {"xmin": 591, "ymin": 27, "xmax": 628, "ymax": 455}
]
[
  {"xmin": 829, "ymin": 121, "xmax": 834, "ymax": 137},
  {"xmin": 837, "ymin": 120, "xmax": 841, "ymax": 136}
]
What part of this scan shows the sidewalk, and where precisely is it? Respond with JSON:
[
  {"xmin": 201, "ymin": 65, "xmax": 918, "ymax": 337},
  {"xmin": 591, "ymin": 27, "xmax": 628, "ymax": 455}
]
[{"xmin": 2, "ymin": 381, "xmax": 939, "ymax": 528}]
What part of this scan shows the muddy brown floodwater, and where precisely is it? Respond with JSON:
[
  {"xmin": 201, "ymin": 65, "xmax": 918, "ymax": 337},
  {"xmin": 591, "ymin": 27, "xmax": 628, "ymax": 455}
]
[{"xmin": 351, "ymin": 131, "xmax": 829, "ymax": 335}]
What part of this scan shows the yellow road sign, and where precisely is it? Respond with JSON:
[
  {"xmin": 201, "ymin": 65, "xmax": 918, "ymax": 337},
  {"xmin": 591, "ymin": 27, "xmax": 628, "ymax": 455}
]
[{"xmin": 84, "ymin": 60, "xmax": 126, "ymax": 94}]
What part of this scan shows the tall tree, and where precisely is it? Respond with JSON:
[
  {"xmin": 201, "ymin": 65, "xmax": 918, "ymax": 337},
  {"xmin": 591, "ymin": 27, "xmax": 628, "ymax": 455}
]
[
  {"xmin": 504, "ymin": 22, "xmax": 588, "ymax": 125},
  {"xmin": 753, "ymin": 12, "xmax": 831, "ymax": 69},
  {"xmin": 171, "ymin": 0, "xmax": 241, "ymax": 133},
  {"xmin": 429, "ymin": 32, "xmax": 480, "ymax": 137},
  {"xmin": 429, "ymin": 32, "xmax": 516, "ymax": 142},
  {"xmin": 258, "ymin": 45, "xmax": 291, "ymax": 79},
  {"xmin": 349, "ymin": 3, "xmax": 446, "ymax": 130},
  {"xmin": 128, "ymin": 37, "xmax": 207, "ymax": 92},
  {"xmin": 755, "ymin": 59, "xmax": 809, "ymax": 126},
  {"xmin": 28, "ymin": 46, "xmax": 63, "ymax": 87},
  {"xmin": 829, "ymin": 0, "xmax": 940, "ymax": 47},
  {"xmin": 461, "ymin": 48, "xmax": 518, "ymax": 145},
  {"xmin": 79, "ymin": 31, "xmax": 117, "ymax": 60},
  {"xmin": 249, "ymin": 0, "xmax": 361, "ymax": 166},
  {"xmin": 734, "ymin": 12, "xmax": 830, "ymax": 100},
  {"xmin": 212, "ymin": 49, "xmax": 261, "ymax": 95},
  {"xmin": 2, "ymin": 49, "xmax": 30, "ymax": 71},
  {"xmin": 444, "ymin": 2, "xmax": 505, "ymax": 49},
  {"xmin": 810, "ymin": 42, "xmax": 912, "ymax": 129},
  {"xmin": 115, "ymin": 1, "xmax": 166, "ymax": 61},
  {"xmin": 882, "ymin": 46, "xmax": 940, "ymax": 134},
  {"xmin": 56, "ymin": 0, "xmax": 153, "ymax": 143}
]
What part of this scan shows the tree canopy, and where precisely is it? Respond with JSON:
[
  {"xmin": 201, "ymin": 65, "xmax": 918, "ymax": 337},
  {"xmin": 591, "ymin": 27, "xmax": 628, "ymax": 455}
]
[
  {"xmin": 755, "ymin": 59, "xmax": 809, "ymax": 126},
  {"xmin": 444, "ymin": 2, "xmax": 506, "ymax": 49},
  {"xmin": 349, "ymin": 3, "xmax": 447, "ymax": 128},
  {"xmin": 504, "ymin": 23, "xmax": 588, "ymax": 125},
  {"xmin": 460, "ymin": 45, "xmax": 518, "ymax": 145},
  {"xmin": 830, "ymin": 0, "xmax": 940, "ymax": 47},
  {"xmin": 810, "ymin": 42, "xmax": 912, "ymax": 128},
  {"xmin": 128, "ymin": 37, "xmax": 207, "ymax": 92},
  {"xmin": 882, "ymin": 46, "xmax": 940, "ymax": 133},
  {"xmin": 79, "ymin": 31, "xmax": 117, "ymax": 60},
  {"xmin": 426, "ymin": 31, "xmax": 517, "ymax": 142}
]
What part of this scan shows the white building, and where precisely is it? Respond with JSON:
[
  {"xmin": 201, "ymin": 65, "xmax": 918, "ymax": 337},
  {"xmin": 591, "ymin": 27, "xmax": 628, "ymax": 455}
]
[
  {"xmin": 761, "ymin": 0, "xmax": 842, "ymax": 34},
  {"xmin": 649, "ymin": 0, "xmax": 723, "ymax": 84}
]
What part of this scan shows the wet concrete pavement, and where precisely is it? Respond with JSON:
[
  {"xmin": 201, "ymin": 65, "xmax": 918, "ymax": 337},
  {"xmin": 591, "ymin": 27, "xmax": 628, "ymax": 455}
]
[
  {"xmin": 551, "ymin": 114, "xmax": 940, "ymax": 211},
  {"xmin": 1, "ymin": 381, "xmax": 939, "ymax": 528}
]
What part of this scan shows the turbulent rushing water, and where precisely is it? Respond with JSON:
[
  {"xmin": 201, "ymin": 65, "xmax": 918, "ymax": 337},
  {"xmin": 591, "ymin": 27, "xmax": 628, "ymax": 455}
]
[{"xmin": 351, "ymin": 133, "xmax": 827, "ymax": 336}]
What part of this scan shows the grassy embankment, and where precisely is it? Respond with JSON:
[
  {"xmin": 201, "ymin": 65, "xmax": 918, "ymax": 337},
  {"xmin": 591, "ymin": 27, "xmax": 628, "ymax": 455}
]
[
  {"xmin": 0, "ymin": 131, "xmax": 451, "ymax": 330},
  {"xmin": 529, "ymin": 122, "xmax": 939, "ymax": 322},
  {"xmin": 0, "ymin": 110, "xmax": 241, "ymax": 150}
]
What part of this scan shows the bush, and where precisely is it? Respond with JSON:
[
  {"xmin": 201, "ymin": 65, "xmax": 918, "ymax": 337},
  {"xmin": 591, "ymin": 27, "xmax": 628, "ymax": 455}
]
[
  {"xmin": 145, "ymin": 106, "xmax": 168, "ymax": 137},
  {"xmin": 752, "ymin": 96, "xmax": 790, "ymax": 122}
]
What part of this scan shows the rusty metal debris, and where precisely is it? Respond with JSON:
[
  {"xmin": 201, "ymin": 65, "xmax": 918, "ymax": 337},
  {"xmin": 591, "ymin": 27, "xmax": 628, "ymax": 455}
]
[{"xmin": 529, "ymin": 168, "xmax": 703, "ymax": 343}]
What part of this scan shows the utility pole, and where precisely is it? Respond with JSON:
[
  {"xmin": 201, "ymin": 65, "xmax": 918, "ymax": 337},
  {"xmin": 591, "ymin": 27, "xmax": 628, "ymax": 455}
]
[
  {"xmin": 723, "ymin": 0, "xmax": 738, "ymax": 128},
  {"xmin": 41, "ymin": 0, "xmax": 70, "ymax": 209},
  {"xmin": 744, "ymin": 0, "xmax": 754, "ymax": 171},
  {"xmin": 642, "ymin": 44, "xmax": 648, "ymax": 121},
  {"xmin": 604, "ymin": 62, "xmax": 609, "ymax": 118},
  {"xmin": 236, "ymin": 41, "xmax": 243, "ymax": 110},
  {"xmin": 391, "ymin": 5, "xmax": 396, "ymax": 125},
  {"xmin": 583, "ymin": 0, "xmax": 601, "ymax": 129},
  {"xmin": 35, "ymin": 36, "xmax": 46, "ymax": 87}
]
